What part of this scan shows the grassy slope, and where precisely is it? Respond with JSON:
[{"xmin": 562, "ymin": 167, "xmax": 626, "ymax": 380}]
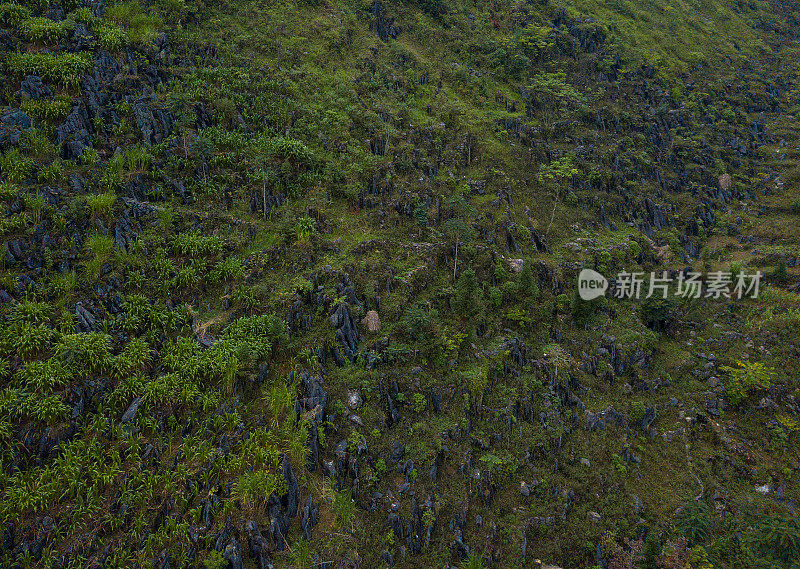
[{"xmin": 0, "ymin": 0, "xmax": 799, "ymax": 568}]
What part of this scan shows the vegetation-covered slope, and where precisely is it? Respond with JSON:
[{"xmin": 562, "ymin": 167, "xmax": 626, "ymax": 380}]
[{"xmin": 1, "ymin": 0, "xmax": 799, "ymax": 568}]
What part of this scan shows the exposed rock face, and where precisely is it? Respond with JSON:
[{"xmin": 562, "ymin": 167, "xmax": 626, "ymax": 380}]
[
  {"xmin": 19, "ymin": 76, "xmax": 52, "ymax": 100},
  {"xmin": 82, "ymin": 52, "xmax": 120, "ymax": 122},
  {"xmin": 245, "ymin": 521, "xmax": 272, "ymax": 569},
  {"xmin": 57, "ymin": 104, "xmax": 92, "ymax": 160},
  {"xmin": 331, "ymin": 303, "xmax": 360, "ymax": 362},
  {"xmin": 301, "ymin": 495, "xmax": 319, "ymax": 539},
  {"xmin": 281, "ymin": 455, "xmax": 299, "ymax": 520},
  {"xmin": 507, "ymin": 258, "xmax": 524, "ymax": 273},
  {"xmin": 132, "ymin": 94, "xmax": 173, "ymax": 145},
  {"xmin": 0, "ymin": 107, "xmax": 33, "ymax": 150},
  {"xmin": 75, "ymin": 301, "xmax": 98, "ymax": 332},
  {"xmin": 223, "ymin": 537, "xmax": 244, "ymax": 569},
  {"xmin": 120, "ymin": 396, "xmax": 142, "ymax": 424},
  {"xmin": 5, "ymin": 238, "xmax": 31, "ymax": 265},
  {"xmin": 267, "ymin": 495, "xmax": 288, "ymax": 551},
  {"xmin": 370, "ymin": 1, "xmax": 400, "ymax": 41}
]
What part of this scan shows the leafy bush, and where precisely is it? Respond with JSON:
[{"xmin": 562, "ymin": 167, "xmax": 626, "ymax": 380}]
[
  {"xmin": 16, "ymin": 359, "xmax": 73, "ymax": 392},
  {"xmin": 19, "ymin": 16, "xmax": 73, "ymax": 43},
  {"xmin": 55, "ymin": 332, "xmax": 113, "ymax": 373},
  {"xmin": 720, "ymin": 361, "xmax": 775, "ymax": 406},
  {"xmin": 86, "ymin": 192, "xmax": 117, "ymax": 220},
  {"xmin": 0, "ymin": 182, "xmax": 19, "ymax": 201},
  {"xmin": 750, "ymin": 513, "xmax": 800, "ymax": 564},
  {"xmin": 460, "ymin": 551, "xmax": 487, "ymax": 569},
  {"xmin": 67, "ymin": 7, "xmax": 95, "ymax": 25},
  {"xmin": 455, "ymin": 268, "xmax": 479, "ymax": 318},
  {"xmin": 518, "ymin": 264, "xmax": 539, "ymax": 298},
  {"xmin": 6, "ymin": 52, "xmax": 94, "ymax": 86},
  {"xmin": 0, "ymin": 2, "xmax": 30, "ymax": 27},
  {"xmin": 675, "ymin": 500, "xmax": 712, "ymax": 546},
  {"xmin": 403, "ymin": 305, "xmax": 439, "ymax": 341},
  {"xmin": 203, "ymin": 550, "xmax": 227, "ymax": 569},
  {"xmin": 332, "ymin": 486, "xmax": 355, "ymax": 528},
  {"xmin": 212, "ymin": 255, "xmax": 244, "ymax": 283},
  {"xmin": 106, "ymin": 0, "xmax": 162, "ymax": 45},
  {"xmin": 173, "ymin": 230, "xmax": 223, "ymax": 257},
  {"xmin": 86, "ymin": 234, "xmax": 116, "ymax": 278},
  {"xmin": 0, "ymin": 149, "xmax": 33, "ymax": 183},
  {"xmin": 9, "ymin": 300, "xmax": 51, "ymax": 326},
  {"xmin": 295, "ymin": 215, "xmax": 316, "ymax": 244},
  {"xmin": 94, "ymin": 21, "xmax": 126, "ymax": 51},
  {"xmin": 487, "ymin": 286, "xmax": 502, "ymax": 308},
  {"xmin": 2, "ymin": 323, "xmax": 52, "ymax": 358},
  {"xmin": 37, "ymin": 161, "xmax": 64, "ymax": 184},
  {"xmin": 640, "ymin": 296, "xmax": 676, "ymax": 332}
]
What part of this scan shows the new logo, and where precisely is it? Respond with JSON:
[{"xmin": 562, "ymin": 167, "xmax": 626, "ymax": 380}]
[{"xmin": 578, "ymin": 269, "xmax": 608, "ymax": 301}]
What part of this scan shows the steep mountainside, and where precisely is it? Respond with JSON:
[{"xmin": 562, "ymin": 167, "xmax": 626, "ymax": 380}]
[{"xmin": 1, "ymin": 1, "xmax": 800, "ymax": 568}]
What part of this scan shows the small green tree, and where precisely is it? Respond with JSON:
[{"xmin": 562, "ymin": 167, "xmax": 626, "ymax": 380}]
[
  {"xmin": 518, "ymin": 263, "xmax": 538, "ymax": 298},
  {"xmin": 455, "ymin": 268, "xmax": 479, "ymax": 318},
  {"xmin": 525, "ymin": 72, "xmax": 587, "ymax": 127},
  {"xmin": 539, "ymin": 154, "xmax": 579, "ymax": 234},
  {"xmin": 750, "ymin": 512, "xmax": 800, "ymax": 564},
  {"xmin": 720, "ymin": 361, "xmax": 775, "ymax": 406},
  {"xmin": 675, "ymin": 500, "xmax": 712, "ymax": 546}
]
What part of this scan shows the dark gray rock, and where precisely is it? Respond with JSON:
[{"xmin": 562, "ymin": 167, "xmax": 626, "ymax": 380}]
[
  {"xmin": 19, "ymin": 76, "xmax": 52, "ymax": 100},
  {"xmin": 301, "ymin": 495, "xmax": 319, "ymax": 540},
  {"xmin": 75, "ymin": 301, "xmax": 98, "ymax": 332},
  {"xmin": 0, "ymin": 107, "xmax": 33, "ymax": 151},
  {"xmin": 330, "ymin": 303, "xmax": 360, "ymax": 362},
  {"xmin": 306, "ymin": 423, "xmax": 320, "ymax": 471},
  {"xmin": 81, "ymin": 52, "xmax": 120, "ymax": 122},
  {"xmin": 223, "ymin": 537, "xmax": 244, "ymax": 569},
  {"xmin": 114, "ymin": 210, "xmax": 137, "ymax": 250},
  {"xmin": 267, "ymin": 495, "xmax": 287, "ymax": 551},
  {"xmin": 195, "ymin": 102, "xmax": 212, "ymax": 129},
  {"xmin": 133, "ymin": 95, "xmax": 173, "ymax": 145},
  {"xmin": 641, "ymin": 405, "xmax": 657, "ymax": 430},
  {"xmin": 245, "ymin": 521, "xmax": 272, "ymax": 569},
  {"xmin": 121, "ymin": 396, "xmax": 142, "ymax": 424},
  {"xmin": 5, "ymin": 238, "xmax": 30, "ymax": 264},
  {"xmin": 71, "ymin": 23, "xmax": 93, "ymax": 51},
  {"xmin": 214, "ymin": 517, "xmax": 235, "ymax": 551},
  {"xmin": 57, "ymin": 104, "xmax": 92, "ymax": 160},
  {"xmin": 389, "ymin": 441, "xmax": 405, "ymax": 464},
  {"xmin": 370, "ymin": 1, "xmax": 400, "ymax": 41},
  {"xmin": 282, "ymin": 455, "xmax": 299, "ymax": 519},
  {"xmin": 385, "ymin": 393, "xmax": 400, "ymax": 427}
]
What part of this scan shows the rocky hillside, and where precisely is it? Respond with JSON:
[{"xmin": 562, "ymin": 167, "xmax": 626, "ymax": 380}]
[{"xmin": 1, "ymin": 1, "xmax": 799, "ymax": 568}]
